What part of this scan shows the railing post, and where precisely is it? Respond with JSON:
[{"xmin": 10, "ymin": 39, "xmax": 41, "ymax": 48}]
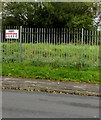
[
  {"xmin": 81, "ymin": 28, "xmax": 84, "ymax": 67},
  {"xmin": 20, "ymin": 26, "xmax": 22, "ymax": 63},
  {"xmin": 0, "ymin": 26, "xmax": 1, "ymax": 43}
]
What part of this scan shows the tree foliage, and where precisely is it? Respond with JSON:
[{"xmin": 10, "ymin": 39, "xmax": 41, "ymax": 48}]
[{"xmin": 2, "ymin": 2, "xmax": 97, "ymax": 29}]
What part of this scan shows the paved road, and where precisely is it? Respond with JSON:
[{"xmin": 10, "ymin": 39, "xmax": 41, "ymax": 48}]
[{"xmin": 2, "ymin": 89, "xmax": 100, "ymax": 118}]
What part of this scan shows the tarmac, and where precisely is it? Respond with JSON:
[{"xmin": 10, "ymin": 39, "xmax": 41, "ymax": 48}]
[{"xmin": 1, "ymin": 77, "xmax": 101, "ymax": 97}]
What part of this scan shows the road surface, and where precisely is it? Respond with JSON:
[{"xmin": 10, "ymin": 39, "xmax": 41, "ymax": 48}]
[{"xmin": 2, "ymin": 89, "xmax": 100, "ymax": 118}]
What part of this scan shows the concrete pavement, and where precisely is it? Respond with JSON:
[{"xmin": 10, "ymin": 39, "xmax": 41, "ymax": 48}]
[{"xmin": 1, "ymin": 77, "xmax": 100, "ymax": 97}]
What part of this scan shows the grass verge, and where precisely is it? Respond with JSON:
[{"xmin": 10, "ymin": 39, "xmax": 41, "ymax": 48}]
[{"xmin": 2, "ymin": 62, "xmax": 100, "ymax": 84}]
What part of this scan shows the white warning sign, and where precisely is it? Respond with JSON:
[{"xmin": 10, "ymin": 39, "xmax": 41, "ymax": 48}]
[{"xmin": 5, "ymin": 29, "xmax": 19, "ymax": 39}]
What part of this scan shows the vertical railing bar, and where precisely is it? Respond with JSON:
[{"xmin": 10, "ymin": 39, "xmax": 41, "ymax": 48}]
[
  {"xmin": 88, "ymin": 30, "xmax": 90, "ymax": 46},
  {"xmin": 66, "ymin": 28, "xmax": 70, "ymax": 64},
  {"xmin": 55, "ymin": 28, "xmax": 57, "ymax": 45},
  {"xmin": 35, "ymin": 28, "xmax": 37, "ymax": 59},
  {"xmin": 63, "ymin": 28, "xmax": 65, "ymax": 61},
  {"xmin": 7, "ymin": 26, "xmax": 9, "ymax": 57},
  {"xmin": 96, "ymin": 29, "xmax": 98, "ymax": 65},
  {"xmin": 38, "ymin": 27, "xmax": 39, "ymax": 60},
  {"xmin": 95, "ymin": 28, "xmax": 97, "ymax": 46},
  {"xmin": 53, "ymin": 28, "xmax": 56, "ymax": 44},
  {"xmin": 46, "ymin": 28, "xmax": 48, "ymax": 61},
  {"xmin": 91, "ymin": 30, "xmax": 93, "ymax": 61},
  {"xmin": 89, "ymin": 30, "xmax": 90, "ymax": 61},
  {"xmin": 49, "ymin": 28, "xmax": 51, "ymax": 65},
  {"xmin": 26, "ymin": 27, "xmax": 28, "ymax": 43},
  {"xmin": 19, "ymin": 26, "xmax": 22, "ymax": 63},
  {"xmin": 33, "ymin": 28, "xmax": 35, "ymax": 59},
  {"xmin": 61, "ymin": 28, "xmax": 62, "ymax": 58},
  {"xmin": 11, "ymin": 26, "xmax": 13, "ymax": 56},
  {"xmin": 78, "ymin": 28, "xmax": 80, "ymax": 43},
  {"xmin": 52, "ymin": 28, "xmax": 57, "ymax": 62},
  {"xmin": 77, "ymin": 28, "xmax": 79, "ymax": 66},
  {"xmin": 49, "ymin": 27, "xmax": 50, "ymax": 44},
  {"xmin": 95, "ymin": 28, "xmax": 97, "ymax": 63},
  {"xmin": 64, "ymin": 28, "xmax": 65, "ymax": 44},
  {"xmin": 53, "ymin": 27, "xmax": 54, "ymax": 45},
  {"xmin": 69, "ymin": 28, "xmax": 70, "ymax": 44},
  {"xmin": 25, "ymin": 26, "xmax": 27, "ymax": 43},
  {"xmin": 74, "ymin": 28, "xmax": 75, "ymax": 45},
  {"xmin": 30, "ymin": 27, "xmax": 32, "ymax": 60},
  {"xmin": 37, "ymin": 27, "xmax": 39, "ymax": 60},
  {"xmin": 90, "ymin": 30, "xmax": 92, "ymax": 61},
  {"xmin": 97, "ymin": 30, "xmax": 98, "ymax": 46},
  {"xmin": 65, "ymin": 28, "xmax": 67, "ymax": 61},
  {"xmin": 81, "ymin": 28, "xmax": 84, "ymax": 67},
  {"xmin": 91, "ymin": 29, "xmax": 92, "ymax": 46},
  {"xmin": 44, "ymin": 27, "xmax": 45, "ymax": 44},
  {"xmin": 38, "ymin": 27, "xmax": 40, "ymax": 61},
  {"xmin": 74, "ymin": 28, "xmax": 75, "ymax": 64},
  {"xmin": 47, "ymin": 28, "xmax": 49, "ymax": 64},
  {"xmin": 73, "ymin": 28, "xmax": 74, "ymax": 44},
  {"xmin": 77, "ymin": 28, "xmax": 78, "ymax": 45},
  {"xmin": 6, "ymin": 26, "xmax": 8, "ymax": 60},
  {"xmin": 93, "ymin": 29, "xmax": 94, "ymax": 63},
  {"xmin": 13, "ymin": 26, "xmax": 18, "ymax": 62},
  {"xmin": 23, "ymin": 27, "xmax": 25, "ymax": 61},
  {"xmin": 30, "ymin": 27, "xmax": 31, "ymax": 44},
  {"xmin": 84, "ymin": 29, "xmax": 85, "ymax": 62},
  {"xmin": 32, "ymin": 27, "xmax": 33, "ymax": 44},
  {"xmin": 94, "ymin": 28, "xmax": 96, "ymax": 64},
  {"xmin": 87, "ymin": 30, "xmax": 88, "ymax": 46},
  {"xmin": 25, "ymin": 27, "xmax": 26, "ymax": 43},
  {"xmin": 9, "ymin": 26, "xmax": 11, "ymax": 59},
  {"xmin": 36, "ymin": 28, "xmax": 38, "ymax": 44},
  {"xmin": 41, "ymin": 27, "xmax": 43, "ymax": 44},
  {"xmin": 60, "ymin": 28, "xmax": 61, "ymax": 44},
  {"xmin": 33, "ymin": 28, "xmax": 34, "ymax": 58}
]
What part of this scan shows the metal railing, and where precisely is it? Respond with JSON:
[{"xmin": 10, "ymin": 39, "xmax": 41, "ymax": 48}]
[{"xmin": 1, "ymin": 26, "xmax": 101, "ymax": 67}]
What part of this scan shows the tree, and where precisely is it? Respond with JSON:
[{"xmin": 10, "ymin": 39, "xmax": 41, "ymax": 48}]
[
  {"xmin": 93, "ymin": 2, "xmax": 101, "ymax": 28},
  {"xmin": 2, "ymin": 2, "xmax": 40, "ymax": 26},
  {"xmin": 2, "ymin": 2, "xmax": 97, "ymax": 29}
]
